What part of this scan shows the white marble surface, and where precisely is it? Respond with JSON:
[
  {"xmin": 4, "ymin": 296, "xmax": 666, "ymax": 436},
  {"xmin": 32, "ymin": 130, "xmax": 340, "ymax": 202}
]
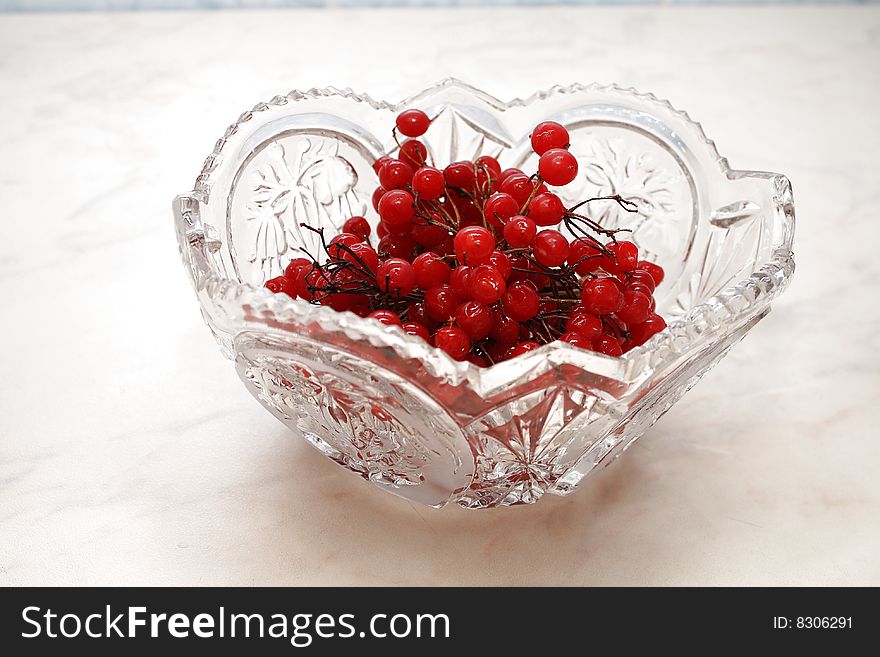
[{"xmin": 1, "ymin": 6, "xmax": 879, "ymax": 586}]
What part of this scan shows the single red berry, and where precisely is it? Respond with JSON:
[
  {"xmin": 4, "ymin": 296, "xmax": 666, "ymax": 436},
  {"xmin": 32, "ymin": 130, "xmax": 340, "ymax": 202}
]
[
  {"xmin": 616, "ymin": 290, "xmax": 652, "ymax": 325},
  {"xmin": 341, "ymin": 241, "xmax": 379, "ymax": 274},
  {"xmin": 468, "ymin": 353, "xmax": 490, "ymax": 368},
  {"xmin": 593, "ymin": 334, "xmax": 624, "ymax": 357},
  {"xmin": 412, "ymin": 251, "xmax": 451, "ymax": 289},
  {"xmin": 402, "ymin": 321, "xmax": 431, "ymax": 342},
  {"xmin": 378, "ymin": 189, "xmax": 414, "ymax": 227},
  {"xmin": 444, "ymin": 161, "xmax": 476, "ymax": 188},
  {"xmin": 372, "ymin": 186, "xmax": 387, "ymax": 213},
  {"xmin": 368, "ymin": 310, "xmax": 402, "ymax": 327},
  {"xmin": 533, "ymin": 230, "xmax": 570, "ymax": 267},
  {"xmin": 376, "ymin": 258, "xmax": 415, "ymax": 297},
  {"xmin": 489, "ymin": 310, "xmax": 520, "ymax": 345},
  {"xmin": 342, "ymin": 216, "xmax": 371, "ymax": 240},
  {"xmin": 505, "ymin": 341, "xmax": 541, "ymax": 359},
  {"xmin": 454, "ymin": 226, "xmax": 495, "ymax": 266},
  {"xmin": 581, "ymin": 277, "xmax": 623, "ymax": 315},
  {"xmin": 638, "ymin": 260, "xmax": 665, "ymax": 286},
  {"xmin": 396, "ymin": 109, "xmax": 431, "ymax": 137},
  {"xmin": 487, "ymin": 251, "xmax": 512, "ymax": 280},
  {"xmin": 538, "ymin": 148, "xmax": 579, "ymax": 186},
  {"xmin": 560, "ymin": 331, "xmax": 593, "ymax": 349},
  {"xmin": 502, "ymin": 280, "xmax": 540, "ymax": 321},
  {"xmin": 528, "ymin": 192, "xmax": 565, "ymax": 227},
  {"xmin": 377, "ymin": 233, "xmax": 416, "ymax": 260},
  {"xmin": 454, "ymin": 301, "xmax": 493, "ymax": 340},
  {"xmin": 398, "ymin": 139, "xmax": 428, "ymax": 168},
  {"xmin": 412, "ymin": 166, "xmax": 445, "ymax": 200},
  {"xmin": 530, "ymin": 121, "xmax": 569, "ymax": 155},
  {"xmin": 628, "ymin": 268, "xmax": 656, "ymax": 293},
  {"xmin": 497, "ymin": 167, "xmax": 523, "ymax": 185},
  {"xmin": 406, "ymin": 302, "xmax": 437, "ymax": 330},
  {"xmin": 265, "ymin": 275, "xmax": 297, "ymax": 297},
  {"xmin": 327, "ymin": 232, "xmax": 362, "ymax": 260},
  {"xmin": 372, "ymin": 155, "xmax": 392, "ymax": 175},
  {"xmin": 566, "ymin": 312, "xmax": 602, "ymax": 339},
  {"xmin": 433, "ymin": 326, "xmax": 470, "ymax": 360},
  {"xmin": 449, "ymin": 266, "xmax": 473, "ymax": 299},
  {"xmin": 412, "ymin": 221, "xmax": 449, "ymax": 248},
  {"xmin": 628, "ymin": 281, "xmax": 654, "ymax": 299},
  {"xmin": 469, "ymin": 264, "xmax": 506, "ymax": 304},
  {"xmin": 475, "ymin": 155, "xmax": 502, "ymax": 177},
  {"xmin": 378, "ymin": 159, "xmax": 414, "ymax": 190},
  {"xmin": 503, "ymin": 215, "xmax": 537, "ymax": 248},
  {"xmin": 607, "ymin": 241, "xmax": 639, "ymax": 272},
  {"xmin": 567, "ymin": 238, "xmax": 606, "ymax": 275},
  {"xmin": 483, "ymin": 192, "xmax": 519, "ymax": 228},
  {"xmin": 499, "ymin": 173, "xmax": 533, "ymax": 206},
  {"xmin": 424, "ymin": 284, "xmax": 461, "ymax": 322},
  {"xmin": 284, "ymin": 257, "xmax": 311, "ymax": 279},
  {"xmin": 629, "ymin": 313, "xmax": 667, "ymax": 346}
]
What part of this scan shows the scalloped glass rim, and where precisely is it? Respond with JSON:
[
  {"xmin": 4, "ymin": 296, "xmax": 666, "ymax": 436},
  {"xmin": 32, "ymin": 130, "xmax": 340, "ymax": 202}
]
[{"xmin": 175, "ymin": 78, "xmax": 796, "ymax": 397}]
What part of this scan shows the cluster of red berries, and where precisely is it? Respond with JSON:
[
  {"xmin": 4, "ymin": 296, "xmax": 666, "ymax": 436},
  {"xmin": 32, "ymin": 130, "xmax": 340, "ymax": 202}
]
[{"xmin": 265, "ymin": 109, "xmax": 667, "ymax": 365}]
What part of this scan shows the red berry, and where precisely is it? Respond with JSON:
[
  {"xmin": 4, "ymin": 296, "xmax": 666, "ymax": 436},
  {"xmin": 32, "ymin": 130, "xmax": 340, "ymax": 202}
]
[
  {"xmin": 398, "ymin": 139, "xmax": 427, "ymax": 168},
  {"xmin": 638, "ymin": 260, "xmax": 665, "ymax": 286},
  {"xmin": 406, "ymin": 302, "xmax": 436, "ymax": 330},
  {"xmin": 372, "ymin": 155, "xmax": 392, "ymax": 175},
  {"xmin": 581, "ymin": 278, "xmax": 623, "ymax": 315},
  {"xmin": 503, "ymin": 215, "xmax": 537, "ymax": 248},
  {"xmin": 530, "ymin": 121, "xmax": 570, "ymax": 155},
  {"xmin": 496, "ymin": 168, "xmax": 523, "ymax": 185},
  {"xmin": 475, "ymin": 155, "xmax": 502, "ymax": 177},
  {"xmin": 566, "ymin": 312, "xmax": 602, "ymax": 338},
  {"xmin": 629, "ymin": 313, "xmax": 667, "ymax": 346},
  {"xmin": 412, "ymin": 166, "xmax": 445, "ymax": 200},
  {"xmin": 628, "ymin": 268, "xmax": 656, "ymax": 293},
  {"xmin": 376, "ymin": 258, "xmax": 415, "ymax": 297},
  {"xmin": 449, "ymin": 266, "xmax": 473, "ymax": 299},
  {"xmin": 567, "ymin": 238, "xmax": 606, "ymax": 275},
  {"xmin": 444, "ymin": 161, "xmax": 476, "ymax": 188},
  {"xmin": 327, "ymin": 232, "xmax": 362, "ymax": 260},
  {"xmin": 402, "ymin": 321, "xmax": 431, "ymax": 342},
  {"xmin": 593, "ymin": 334, "xmax": 623, "ymax": 357},
  {"xmin": 341, "ymin": 241, "xmax": 379, "ymax": 274},
  {"xmin": 412, "ymin": 251, "xmax": 451, "ymax": 289},
  {"xmin": 538, "ymin": 148, "xmax": 578, "ymax": 186},
  {"xmin": 377, "ymin": 189, "xmax": 414, "ymax": 227},
  {"xmin": 412, "ymin": 221, "xmax": 449, "ymax": 248},
  {"xmin": 533, "ymin": 230, "xmax": 570, "ymax": 267},
  {"xmin": 528, "ymin": 192, "xmax": 565, "ymax": 227},
  {"xmin": 455, "ymin": 301, "xmax": 493, "ymax": 340},
  {"xmin": 424, "ymin": 284, "xmax": 461, "ymax": 322},
  {"xmin": 499, "ymin": 173, "xmax": 536, "ymax": 206},
  {"xmin": 469, "ymin": 264, "xmax": 506, "ymax": 304},
  {"xmin": 265, "ymin": 275, "xmax": 297, "ymax": 297},
  {"xmin": 368, "ymin": 310, "xmax": 402, "ymax": 327},
  {"xmin": 433, "ymin": 326, "xmax": 470, "ymax": 360},
  {"xmin": 377, "ymin": 233, "xmax": 416, "ymax": 260},
  {"xmin": 483, "ymin": 192, "xmax": 519, "ymax": 228},
  {"xmin": 342, "ymin": 216, "xmax": 371, "ymax": 240},
  {"xmin": 454, "ymin": 226, "xmax": 495, "ymax": 266},
  {"xmin": 560, "ymin": 331, "xmax": 593, "ymax": 349},
  {"xmin": 378, "ymin": 159, "xmax": 414, "ymax": 190},
  {"xmin": 396, "ymin": 109, "xmax": 431, "ymax": 137},
  {"xmin": 502, "ymin": 281, "xmax": 540, "ymax": 321},
  {"xmin": 607, "ymin": 241, "xmax": 639, "ymax": 272},
  {"xmin": 616, "ymin": 290, "xmax": 651, "ymax": 325},
  {"xmin": 505, "ymin": 341, "xmax": 541, "ymax": 359},
  {"xmin": 489, "ymin": 310, "xmax": 520, "ymax": 345},
  {"xmin": 284, "ymin": 257, "xmax": 311, "ymax": 279},
  {"xmin": 487, "ymin": 250, "xmax": 512, "ymax": 281},
  {"xmin": 372, "ymin": 186, "xmax": 387, "ymax": 213}
]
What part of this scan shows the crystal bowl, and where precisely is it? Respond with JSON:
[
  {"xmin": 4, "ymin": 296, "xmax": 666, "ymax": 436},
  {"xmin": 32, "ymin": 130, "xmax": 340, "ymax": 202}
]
[{"xmin": 174, "ymin": 80, "xmax": 795, "ymax": 509}]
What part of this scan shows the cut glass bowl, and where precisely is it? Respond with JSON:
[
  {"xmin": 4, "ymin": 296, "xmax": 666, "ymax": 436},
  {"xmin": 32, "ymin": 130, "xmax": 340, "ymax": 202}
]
[{"xmin": 174, "ymin": 80, "xmax": 795, "ymax": 509}]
